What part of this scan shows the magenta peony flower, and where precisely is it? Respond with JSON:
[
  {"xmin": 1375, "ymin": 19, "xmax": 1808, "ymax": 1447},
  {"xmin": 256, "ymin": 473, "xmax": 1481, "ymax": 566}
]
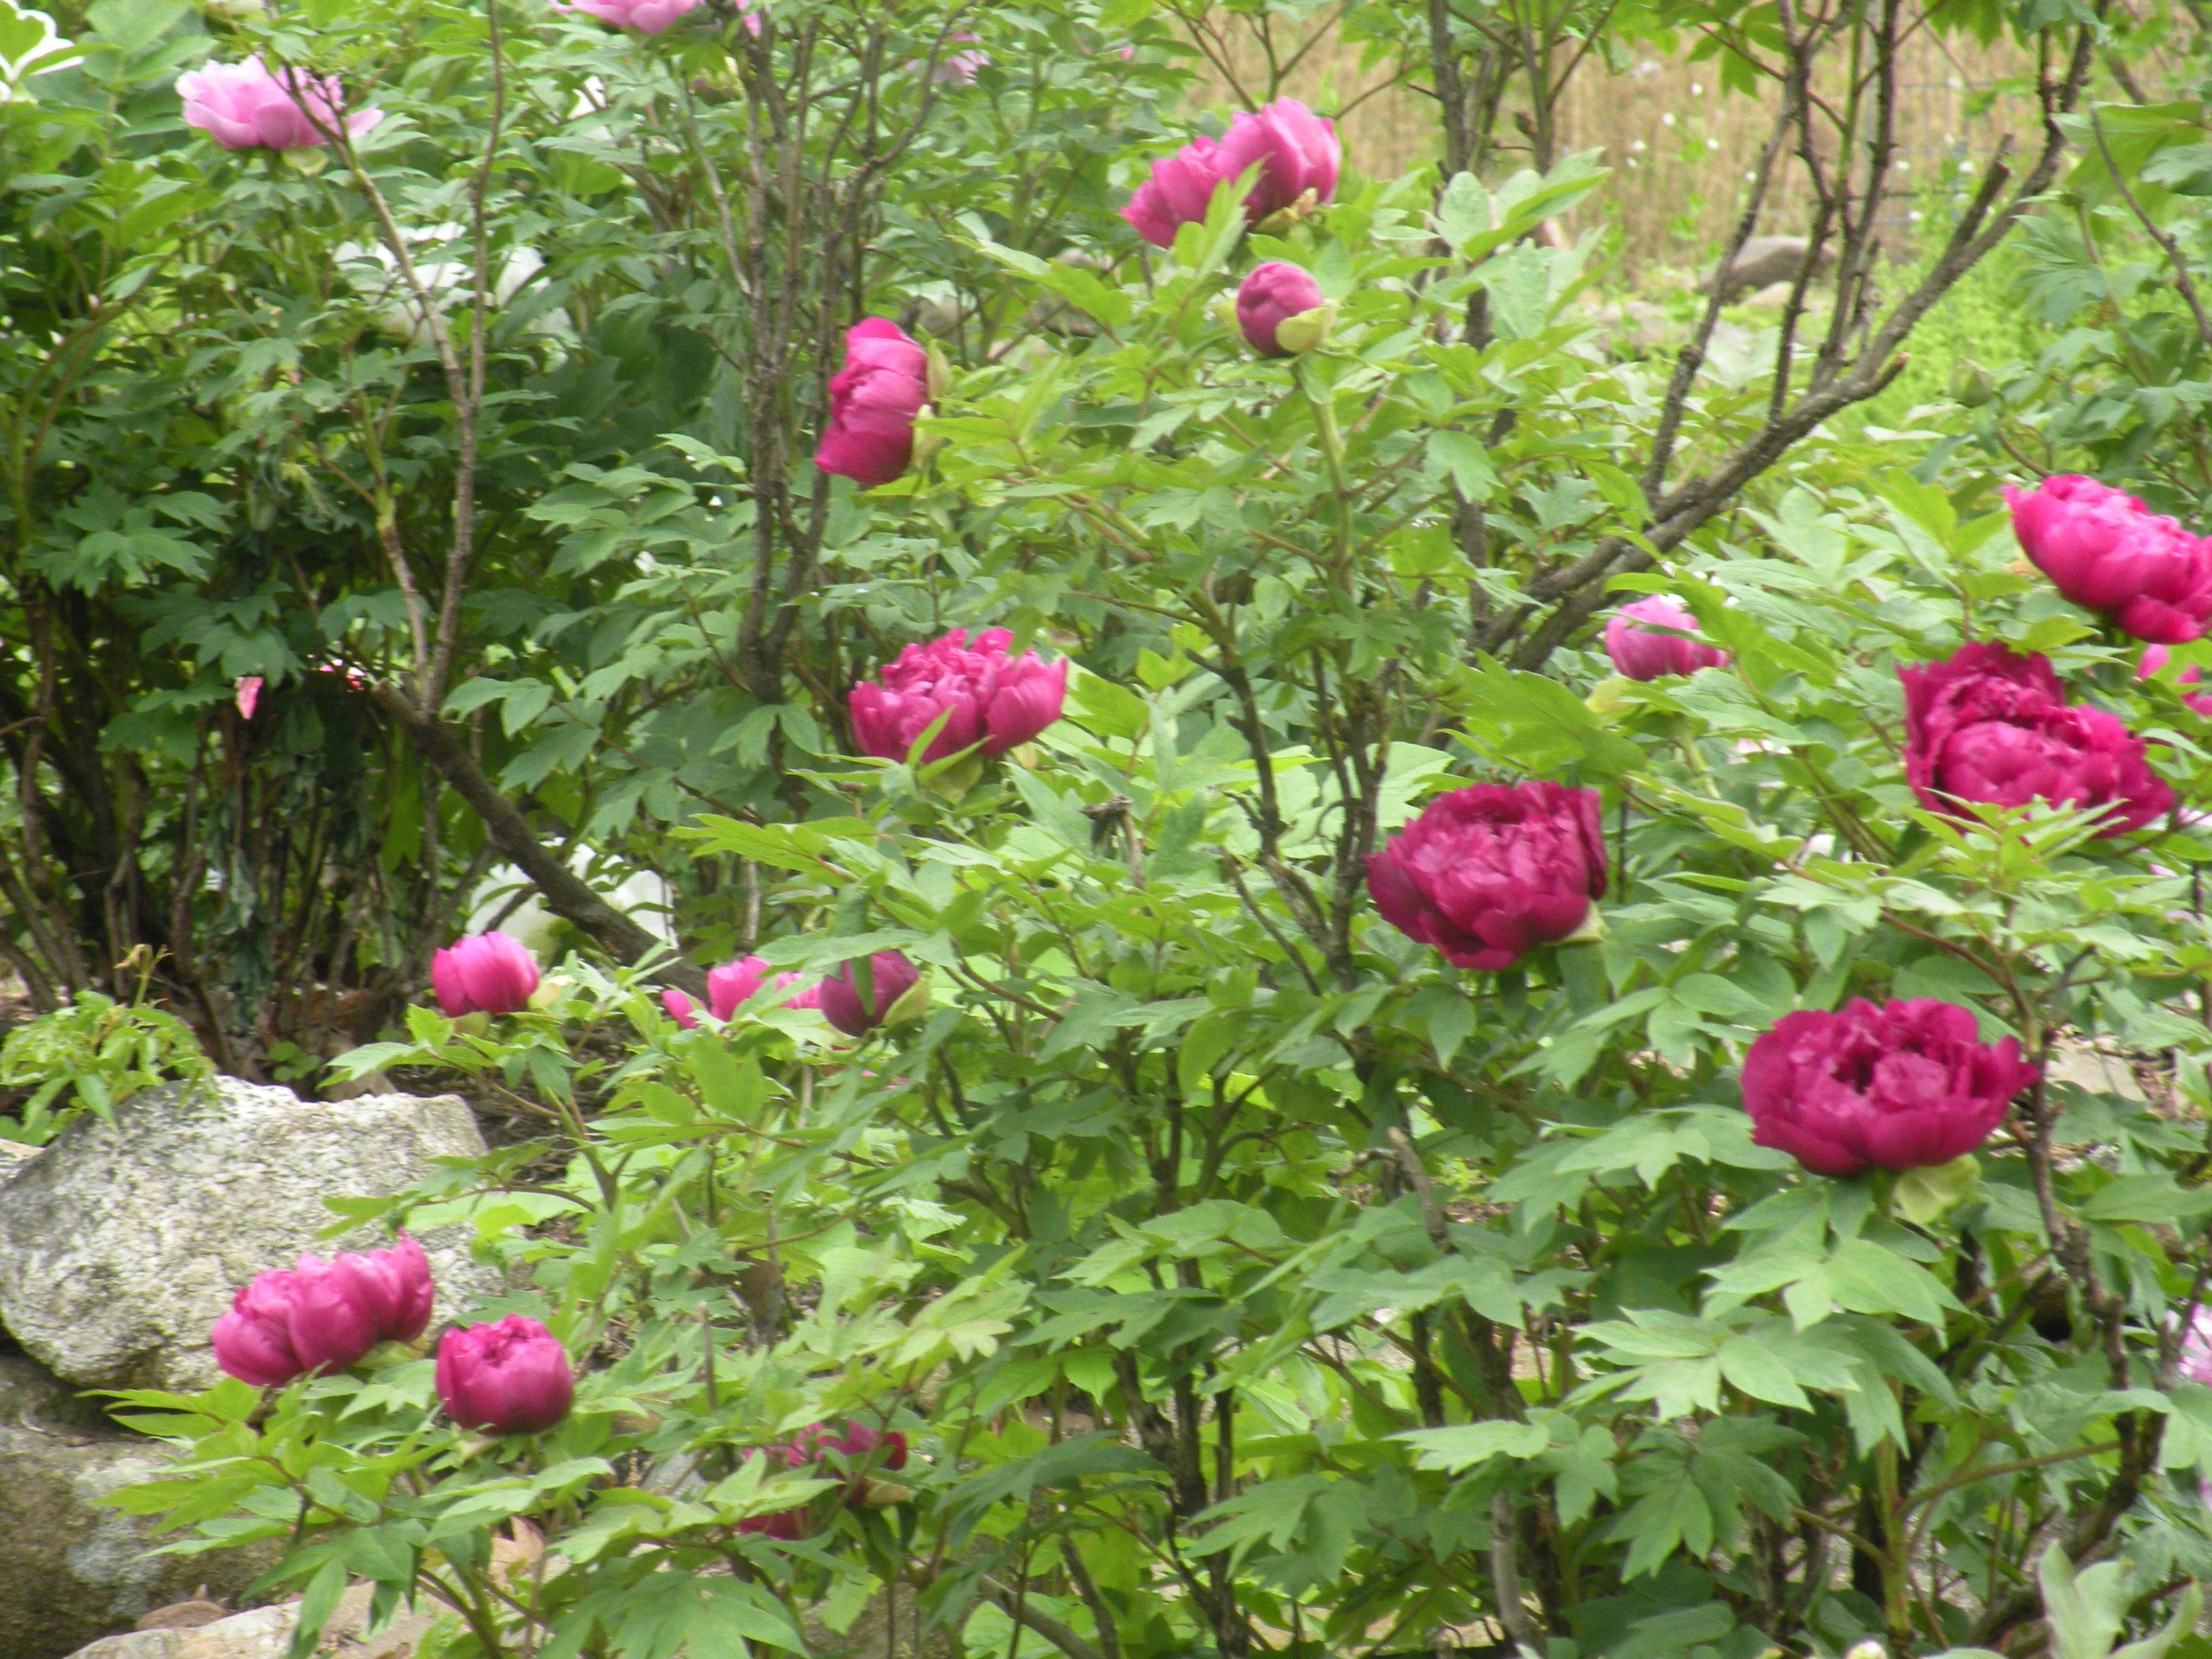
[
  {"xmin": 436, "ymin": 1316, "xmax": 574, "ymax": 1434},
  {"xmin": 815, "ymin": 318, "xmax": 930, "ymax": 489},
  {"xmin": 817, "ymin": 951, "xmax": 921, "ymax": 1036},
  {"xmin": 1122, "ymin": 135, "xmax": 1230, "ymax": 247},
  {"xmin": 431, "ymin": 930, "xmax": 541, "ymax": 1017},
  {"xmin": 558, "ymin": 0, "xmax": 702, "ymax": 31},
  {"xmin": 2181, "ymin": 1306, "xmax": 2212, "ymax": 1386},
  {"xmin": 1741, "ymin": 999, "xmax": 2037, "ymax": 1178},
  {"xmin": 2137, "ymin": 645, "xmax": 2212, "ymax": 717},
  {"xmin": 2006, "ymin": 475, "xmax": 2212, "ymax": 645},
  {"xmin": 663, "ymin": 955, "xmax": 820, "ymax": 1027},
  {"xmin": 1215, "ymin": 98, "xmax": 1340, "ymax": 224},
  {"xmin": 1235, "ymin": 261, "xmax": 1326, "ymax": 357},
  {"xmin": 1122, "ymin": 100, "xmax": 1338, "ymax": 247},
  {"xmin": 848, "ymin": 626, "xmax": 1067, "ymax": 765},
  {"xmin": 1604, "ymin": 595, "xmax": 1731, "ymax": 680},
  {"xmin": 1366, "ymin": 782, "xmax": 1607, "ymax": 972},
  {"xmin": 1899, "ymin": 642, "xmax": 2173, "ymax": 836},
  {"xmin": 233, "ymin": 676, "xmax": 263, "ymax": 719},
  {"xmin": 210, "ymin": 1236, "xmax": 434, "ymax": 1387},
  {"xmin": 737, "ymin": 1419, "xmax": 911, "ymax": 1538},
  {"xmin": 177, "ymin": 56, "xmax": 382, "ymax": 152}
]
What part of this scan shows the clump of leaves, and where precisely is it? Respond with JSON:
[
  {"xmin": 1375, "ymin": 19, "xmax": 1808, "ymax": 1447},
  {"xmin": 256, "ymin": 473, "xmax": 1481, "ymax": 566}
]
[{"xmin": 0, "ymin": 963, "xmax": 212, "ymax": 1144}]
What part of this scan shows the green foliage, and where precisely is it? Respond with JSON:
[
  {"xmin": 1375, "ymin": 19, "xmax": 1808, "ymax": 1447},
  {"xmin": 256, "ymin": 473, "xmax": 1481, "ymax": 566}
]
[{"xmin": 0, "ymin": 978, "xmax": 212, "ymax": 1143}]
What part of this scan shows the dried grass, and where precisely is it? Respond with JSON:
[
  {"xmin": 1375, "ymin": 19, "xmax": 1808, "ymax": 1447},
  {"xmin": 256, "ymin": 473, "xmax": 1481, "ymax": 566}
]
[{"xmin": 1183, "ymin": 21, "xmax": 2154, "ymax": 278}]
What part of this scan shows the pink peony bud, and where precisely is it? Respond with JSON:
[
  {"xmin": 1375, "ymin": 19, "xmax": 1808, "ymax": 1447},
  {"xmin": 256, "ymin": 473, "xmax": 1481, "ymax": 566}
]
[
  {"xmin": 1366, "ymin": 782, "xmax": 1606, "ymax": 972},
  {"xmin": 436, "ymin": 1315, "xmax": 574, "ymax": 1434},
  {"xmin": 431, "ymin": 930, "xmax": 541, "ymax": 1017},
  {"xmin": 666, "ymin": 957, "xmax": 820, "ymax": 1027},
  {"xmin": 1235, "ymin": 261, "xmax": 1326, "ymax": 357},
  {"xmin": 815, "ymin": 318, "xmax": 930, "ymax": 489},
  {"xmin": 327, "ymin": 1234, "xmax": 435, "ymax": 1344},
  {"xmin": 817, "ymin": 951, "xmax": 920, "ymax": 1036},
  {"xmin": 1741, "ymin": 999, "xmax": 2037, "ymax": 1177},
  {"xmin": 2006, "ymin": 474, "xmax": 2212, "ymax": 645},
  {"xmin": 209, "ymin": 1236, "xmax": 434, "ymax": 1387},
  {"xmin": 557, "ymin": 0, "xmax": 702, "ymax": 31},
  {"xmin": 233, "ymin": 676, "xmax": 263, "ymax": 719},
  {"xmin": 1214, "ymin": 98, "xmax": 1339, "ymax": 226},
  {"xmin": 1603, "ymin": 595, "xmax": 1730, "ymax": 680},
  {"xmin": 177, "ymin": 56, "xmax": 382, "ymax": 152},
  {"xmin": 848, "ymin": 627, "xmax": 1067, "ymax": 766},
  {"xmin": 2137, "ymin": 645, "xmax": 2212, "ymax": 717},
  {"xmin": 210, "ymin": 1268, "xmax": 310, "ymax": 1387},
  {"xmin": 1899, "ymin": 642, "xmax": 2173, "ymax": 836}
]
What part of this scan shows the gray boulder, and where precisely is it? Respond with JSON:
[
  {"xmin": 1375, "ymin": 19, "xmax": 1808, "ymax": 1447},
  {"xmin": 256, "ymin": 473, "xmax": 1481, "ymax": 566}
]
[
  {"xmin": 0, "ymin": 1347, "xmax": 271, "ymax": 1659},
  {"xmin": 1709, "ymin": 234, "xmax": 1835, "ymax": 303},
  {"xmin": 0, "ymin": 1077, "xmax": 504, "ymax": 1393}
]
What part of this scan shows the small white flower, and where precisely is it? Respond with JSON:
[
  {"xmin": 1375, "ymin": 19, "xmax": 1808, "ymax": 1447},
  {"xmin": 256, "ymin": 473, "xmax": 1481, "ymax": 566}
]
[
  {"xmin": 1707, "ymin": 136, "xmax": 1721, "ymax": 150},
  {"xmin": 1631, "ymin": 138, "xmax": 1647, "ymax": 152},
  {"xmin": 1690, "ymin": 81, "xmax": 1704, "ymax": 95},
  {"xmin": 1661, "ymin": 111, "xmax": 1676, "ymax": 127}
]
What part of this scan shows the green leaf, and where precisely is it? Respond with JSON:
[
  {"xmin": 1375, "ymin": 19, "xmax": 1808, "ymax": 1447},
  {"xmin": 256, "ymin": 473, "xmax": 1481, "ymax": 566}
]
[{"xmin": 1397, "ymin": 1420, "xmax": 1550, "ymax": 1472}]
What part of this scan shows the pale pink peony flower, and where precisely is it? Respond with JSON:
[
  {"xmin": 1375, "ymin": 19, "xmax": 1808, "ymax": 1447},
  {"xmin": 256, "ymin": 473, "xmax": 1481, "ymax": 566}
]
[{"xmin": 177, "ymin": 56, "xmax": 382, "ymax": 152}]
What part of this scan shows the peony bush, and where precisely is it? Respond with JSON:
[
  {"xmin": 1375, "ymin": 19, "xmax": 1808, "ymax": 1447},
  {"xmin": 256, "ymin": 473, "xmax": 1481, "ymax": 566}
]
[{"xmin": 55, "ymin": 1, "xmax": 2212, "ymax": 1658}]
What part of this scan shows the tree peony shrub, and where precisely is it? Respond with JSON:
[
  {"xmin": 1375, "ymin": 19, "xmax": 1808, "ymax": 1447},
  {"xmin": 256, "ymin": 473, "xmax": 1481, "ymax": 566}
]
[
  {"xmin": 1604, "ymin": 595, "xmax": 1729, "ymax": 680},
  {"xmin": 1741, "ymin": 999, "xmax": 2037, "ymax": 1176},
  {"xmin": 848, "ymin": 627, "xmax": 1066, "ymax": 764},
  {"xmin": 1899, "ymin": 642, "xmax": 2172, "ymax": 834},
  {"xmin": 436, "ymin": 1316, "xmax": 574, "ymax": 1434},
  {"xmin": 2006, "ymin": 474, "xmax": 2212, "ymax": 644},
  {"xmin": 814, "ymin": 318, "xmax": 929, "ymax": 488},
  {"xmin": 177, "ymin": 56, "xmax": 381, "ymax": 152},
  {"xmin": 1366, "ymin": 782, "xmax": 1606, "ymax": 971},
  {"xmin": 431, "ymin": 931, "xmax": 541, "ymax": 1016}
]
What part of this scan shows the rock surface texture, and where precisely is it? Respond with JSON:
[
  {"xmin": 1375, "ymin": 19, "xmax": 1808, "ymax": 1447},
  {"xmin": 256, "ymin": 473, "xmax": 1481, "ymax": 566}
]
[
  {"xmin": 0, "ymin": 1076, "xmax": 503, "ymax": 1392},
  {"xmin": 64, "ymin": 1583, "xmax": 435, "ymax": 1659},
  {"xmin": 0, "ymin": 1349, "xmax": 270, "ymax": 1659}
]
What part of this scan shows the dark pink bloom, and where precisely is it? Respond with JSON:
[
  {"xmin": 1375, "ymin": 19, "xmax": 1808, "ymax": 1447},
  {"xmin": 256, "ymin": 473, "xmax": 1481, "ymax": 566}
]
[
  {"xmin": 559, "ymin": 0, "xmax": 701, "ymax": 30},
  {"xmin": 1604, "ymin": 595, "xmax": 1730, "ymax": 680},
  {"xmin": 1899, "ymin": 642, "xmax": 2173, "ymax": 836},
  {"xmin": 737, "ymin": 1420, "xmax": 911, "ymax": 1538},
  {"xmin": 436, "ymin": 1316, "xmax": 574, "ymax": 1434},
  {"xmin": 1235, "ymin": 262, "xmax": 1325, "ymax": 357},
  {"xmin": 177, "ymin": 57, "xmax": 382, "ymax": 152},
  {"xmin": 815, "ymin": 319, "xmax": 930, "ymax": 489},
  {"xmin": 1215, "ymin": 99, "xmax": 1340, "ymax": 224},
  {"xmin": 2006, "ymin": 475, "xmax": 2212, "ymax": 645},
  {"xmin": 1366, "ymin": 782, "xmax": 1606, "ymax": 972},
  {"xmin": 209, "ymin": 1236, "xmax": 434, "ymax": 1387},
  {"xmin": 817, "ymin": 951, "xmax": 921, "ymax": 1036},
  {"xmin": 2137, "ymin": 645, "xmax": 2212, "ymax": 717},
  {"xmin": 210, "ymin": 1269, "xmax": 313, "ymax": 1387},
  {"xmin": 664, "ymin": 956, "xmax": 820, "ymax": 1027},
  {"xmin": 1742, "ymin": 999, "xmax": 2036, "ymax": 1178},
  {"xmin": 1122, "ymin": 135, "xmax": 1229, "ymax": 247},
  {"xmin": 431, "ymin": 931, "xmax": 540, "ymax": 1017},
  {"xmin": 848, "ymin": 627, "xmax": 1067, "ymax": 765}
]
